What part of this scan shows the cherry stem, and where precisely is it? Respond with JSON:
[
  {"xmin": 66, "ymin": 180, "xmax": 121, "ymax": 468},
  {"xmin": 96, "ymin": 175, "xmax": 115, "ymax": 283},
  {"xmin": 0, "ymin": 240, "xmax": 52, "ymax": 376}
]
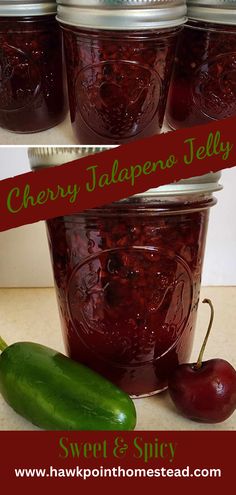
[
  {"xmin": 0, "ymin": 336, "xmax": 8, "ymax": 353},
  {"xmin": 195, "ymin": 299, "xmax": 214, "ymax": 370}
]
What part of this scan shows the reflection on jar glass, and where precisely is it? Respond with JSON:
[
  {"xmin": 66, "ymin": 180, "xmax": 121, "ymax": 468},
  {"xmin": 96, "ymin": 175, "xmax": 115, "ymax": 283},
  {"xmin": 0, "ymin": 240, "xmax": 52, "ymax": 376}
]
[
  {"xmin": 28, "ymin": 147, "xmax": 221, "ymax": 398},
  {"xmin": 0, "ymin": 8, "xmax": 66, "ymax": 133},
  {"xmin": 56, "ymin": 0, "xmax": 187, "ymax": 144},
  {"xmin": 61, "ymin": 27, "xmax": 181, "ymax": 144},
  {"xmin": 166, "ymin": 1, "xmax": 236, "ymax": 129},
  {"xmin": 46, "ymin": 201, "xmax": 210, "ymax": 397}
]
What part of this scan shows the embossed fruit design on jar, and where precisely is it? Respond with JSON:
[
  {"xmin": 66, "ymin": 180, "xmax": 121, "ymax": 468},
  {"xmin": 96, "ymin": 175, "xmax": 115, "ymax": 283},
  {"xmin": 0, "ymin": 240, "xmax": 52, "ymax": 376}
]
[
  {"xmin": 0, "ymin": 1, "xmax": 66, "ymax": 133},
  {"xmin": 166, "ymin": 0, "xmax": 236, "ymax": 129},
  {"xmin": 56, "ymin": 0, "xmax": 187, "ymax": 144},
  {"xmin": 28, "ymin": 147, "xmax": 222, "ymax": 398}
]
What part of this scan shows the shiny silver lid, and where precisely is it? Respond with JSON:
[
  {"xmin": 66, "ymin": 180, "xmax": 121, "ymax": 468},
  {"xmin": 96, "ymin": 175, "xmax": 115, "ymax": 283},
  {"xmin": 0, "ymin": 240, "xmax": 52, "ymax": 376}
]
[
  {"xmin": 134, "ymin": 172, "xmax": 222, "ymax": 196},
  {"xmin": 28, "ymin": 146, "xmax": 113, "ymax": 169},
  {"xmin": 28, "ymin": 146, "xmax": 222, "ymax": 197},
  {"xmin": 0, "ymin": 0, "xmax": 57, "ymax": 16},
  {"xmin": 187, "ymin": 0, "xmax": 236, "ymax": 25},
  {"xmin": 56, "ymin": 0, "xmax": 187, "ymax": 30}
]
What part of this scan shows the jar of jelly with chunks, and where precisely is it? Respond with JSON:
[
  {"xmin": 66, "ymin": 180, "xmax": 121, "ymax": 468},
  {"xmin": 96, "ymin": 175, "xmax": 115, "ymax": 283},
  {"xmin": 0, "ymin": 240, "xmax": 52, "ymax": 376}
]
[
  {"xmin": 56, "ymin": 0, "xmax": 187, "ymax": 144},
  {"xmin": 28, "ymin": 147, "xmax": 222, "ymax": 398},
  {"xmin": 166, "ymin": 0, "xmax": 236, "ymax": 129},
  {"xmin": 0, "ymin": 1, "xmax": 66, "ymax": 133}
]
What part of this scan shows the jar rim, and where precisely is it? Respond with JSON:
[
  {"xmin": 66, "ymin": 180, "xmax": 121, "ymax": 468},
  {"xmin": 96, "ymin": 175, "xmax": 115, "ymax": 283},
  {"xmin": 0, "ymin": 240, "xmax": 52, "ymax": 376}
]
[
  {"xmin": 132, "ymin": 179, "xmax": 223, "ymax": 197},
  {"xmin": 0, "ymin": 1, "xmax": 57, "ymax": 16},
  {"xmin": 61, "ymin": 195, "xmax": 218, "ymax": 216},
  {"xmin": 185, "ymin": 19, "xmax": 236, "ymax": 32},
  {"xmin": 56, "ymin": 0, "xmax": 187, "ymax": 30}
]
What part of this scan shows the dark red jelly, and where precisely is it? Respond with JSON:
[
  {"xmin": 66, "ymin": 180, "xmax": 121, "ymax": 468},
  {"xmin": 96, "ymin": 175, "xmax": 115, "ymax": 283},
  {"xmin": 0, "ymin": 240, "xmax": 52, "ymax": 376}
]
[
  {"xmin": 166, "ymin": 20, "xmax": 236, "ymax": 129},
  {"xmin": 0, "ymin": 16, "xmax": 66, "ymax": 133},
  {"xmin": 60, "ymin": 26, "xmax": 181, "ymax": 144},
  {"xmin": 46, "ymin": 196, "xmax": 215, "ymax": 397}
]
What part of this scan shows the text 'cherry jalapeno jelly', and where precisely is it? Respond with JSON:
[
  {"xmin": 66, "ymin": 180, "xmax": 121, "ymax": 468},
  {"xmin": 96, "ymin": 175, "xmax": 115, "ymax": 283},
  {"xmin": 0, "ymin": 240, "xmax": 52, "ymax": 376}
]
[
  {"xmin": 28, "ymin": 147, "xmax": 222, "ymax": 398},
  {"xmin": 166, "ymin": 0, "xmax": 236, "ymax": 129},
  {"xmin": 56, "ymin": 0, "xmax": 187, "ymax": 144},
  {"xmin": 0, "ymin": 1, "xmax": 66, "ymax": 133}
]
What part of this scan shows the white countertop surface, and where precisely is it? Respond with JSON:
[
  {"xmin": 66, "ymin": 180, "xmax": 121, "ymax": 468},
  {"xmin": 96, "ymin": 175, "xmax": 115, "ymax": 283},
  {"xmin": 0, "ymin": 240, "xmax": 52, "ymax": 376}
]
[
  {"xmin": 0, "ymin": 116, "xmax": 172, "ymax": 146},
  {"xmin": 0, "ymin": 286, "xmax": 235, "ymax": 431},
  {"xmin": 0, "ymin": 114, "xmax": 77, "ymax": 145}
]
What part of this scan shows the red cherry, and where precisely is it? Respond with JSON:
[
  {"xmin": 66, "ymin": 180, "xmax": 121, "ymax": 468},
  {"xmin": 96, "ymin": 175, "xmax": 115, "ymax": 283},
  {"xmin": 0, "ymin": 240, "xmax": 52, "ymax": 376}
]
[{"xmin": 168, "ymin": 299, "xmax": 236, "ymax": 423}]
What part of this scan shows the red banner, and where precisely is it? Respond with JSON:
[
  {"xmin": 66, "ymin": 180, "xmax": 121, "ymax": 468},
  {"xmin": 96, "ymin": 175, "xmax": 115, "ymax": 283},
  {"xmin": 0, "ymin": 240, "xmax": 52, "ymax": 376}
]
[
  {"xmin": 1, "ymin": 116, "xmax": 236, "ymax": 231},
  {"xmin": 0, "ymin": 431, "xmax": 234, "ymax": 490}
]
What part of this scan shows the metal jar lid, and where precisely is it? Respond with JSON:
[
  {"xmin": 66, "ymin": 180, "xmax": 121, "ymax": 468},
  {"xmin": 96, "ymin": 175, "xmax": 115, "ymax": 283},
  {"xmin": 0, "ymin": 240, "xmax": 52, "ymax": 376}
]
[
  {"xmin": 0, "ymin": 0, "xmax": 57, "ymax": 16},
  {"xmin": 134, "ymin": 172, "xmax": 222, "ymax": 197},
  {"xmin": 28, "ymin": 146, "xmax": 222, "ymax": 197},
  {"xmin": 56, "ymin": 0, "xmax": 187, "ymax": 31},
  {"xmin": 28, "ymin": 146, "xmax": 114, "ymax": 169},
  {"xmin": 187, "ymin": 1, "xmax": 236, "ymax": 25}
]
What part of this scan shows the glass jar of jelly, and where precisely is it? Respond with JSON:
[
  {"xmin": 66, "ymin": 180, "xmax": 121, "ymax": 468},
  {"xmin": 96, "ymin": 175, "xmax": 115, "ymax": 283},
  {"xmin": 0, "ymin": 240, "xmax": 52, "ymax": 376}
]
[
  {"xmin": 0, "ymin": 1, "xmax": 66, "ymax": 133},
  {"xmin": 166, "ymin": 0, "xmax": 236, "ymax": 129},
  {"xmin": 28, "ymin": 147, "xmax": 222, "ymax": 398},
  {"xmin": 56, "ymin": 0, "xmax": 187, "ymax": 144}
]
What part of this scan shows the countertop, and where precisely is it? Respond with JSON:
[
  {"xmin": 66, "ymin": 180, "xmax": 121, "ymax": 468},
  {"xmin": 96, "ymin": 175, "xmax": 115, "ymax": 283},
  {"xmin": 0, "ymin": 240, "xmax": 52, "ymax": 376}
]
[
  {"xmin": 0, "ymin": 114, "xmax": 77, "ymax": 145},
  {"xmin": 0, "ymin": 115, "xmax": 171, "ymax": 146},
  {"xmin": 0, "ymin": 287, "xmax": 235, "ymax": 431}
]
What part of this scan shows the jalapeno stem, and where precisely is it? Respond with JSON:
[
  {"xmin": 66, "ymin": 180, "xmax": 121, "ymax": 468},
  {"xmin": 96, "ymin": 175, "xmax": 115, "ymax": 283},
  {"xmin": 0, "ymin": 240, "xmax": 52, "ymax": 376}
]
[
  {"xmin": 195, "ymin": 299, "xmax": 214, "ymax": 370},
  {"xmin": 0, "ymin": 337, "xmax": 8, "ymax": 352}
]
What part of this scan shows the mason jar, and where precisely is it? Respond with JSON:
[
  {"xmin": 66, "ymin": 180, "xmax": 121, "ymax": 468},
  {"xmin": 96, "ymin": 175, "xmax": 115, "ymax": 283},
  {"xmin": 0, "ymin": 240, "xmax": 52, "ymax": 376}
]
[
  {"xmin": 56, "ymin": 0, "xmax": 187, "ymax": 144},
  {"xmin": 0, "ymin": 1, "xmax": 66, "ymax": 133},
  {"xmin": 28, "ymin": 147, "xmax": 222, "ymax": 397},
  {"xmin": 166, "ymin": 0, "xmax": 236, "ymax": 129}
]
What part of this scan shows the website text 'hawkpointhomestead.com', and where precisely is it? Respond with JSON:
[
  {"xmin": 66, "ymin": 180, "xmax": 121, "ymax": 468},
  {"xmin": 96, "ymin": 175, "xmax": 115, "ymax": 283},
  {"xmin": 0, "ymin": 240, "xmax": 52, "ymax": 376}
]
[{"xmin": 14, "ymin": 465, "xmax": 221, "ymax": 480}]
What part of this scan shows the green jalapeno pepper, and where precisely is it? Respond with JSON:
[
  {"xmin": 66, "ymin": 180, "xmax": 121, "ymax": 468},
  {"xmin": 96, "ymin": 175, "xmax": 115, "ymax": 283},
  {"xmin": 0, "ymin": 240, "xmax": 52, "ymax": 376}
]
[{"xmin": 0, "ymin": 337, "xmax": 136, "ymax": 431}]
